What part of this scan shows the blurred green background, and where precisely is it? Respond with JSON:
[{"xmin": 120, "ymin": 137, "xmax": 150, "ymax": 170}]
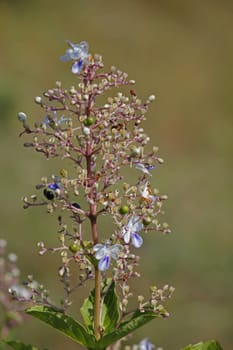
[{"xmin": 0, "ymin": 0, "xmax": 232, "ymax": 349}]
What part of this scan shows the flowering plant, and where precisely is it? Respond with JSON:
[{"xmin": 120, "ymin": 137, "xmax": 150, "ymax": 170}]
[{"xmin": 1, "ymin": 41, "xmax": 223, "ymax": 350}]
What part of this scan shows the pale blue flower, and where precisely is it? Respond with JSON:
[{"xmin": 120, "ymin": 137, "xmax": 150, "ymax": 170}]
[
  {"xmin": 43, "ymin": 112, "xmax": 70, "ymax": 129},
  {"xmin": 60, "ymin": 41, "xmax": 89, "ymax": 74},
  {"xmin": 121, "ymin": 215, "xmax": 144, "ymax": 248},
  {"xmin": 139, "ymin": 338, "xmax": 155, "ymax": 350},
  {"xmin": 93, "ymin": 241, "xmax": 123, "ymax": 271},
  {"xmin": 135, "ymin": 163, "xmax": 156, "ymax": 176}
]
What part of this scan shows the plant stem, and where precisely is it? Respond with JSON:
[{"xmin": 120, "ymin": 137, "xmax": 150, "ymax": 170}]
[
  {"xmin": 90, "ymin": 212, "xmax": 101, "ymax": 340},
  {"xmin": 94, "ymin": 266, "xmax": 101, "ymax": 339},
  {"xmin": 86, "ymin": 144, "xmax": 101, "ymax": 340}
]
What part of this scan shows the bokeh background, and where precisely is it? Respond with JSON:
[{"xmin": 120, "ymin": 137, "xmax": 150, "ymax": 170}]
[{"xmin": 0, "ymin": 0, "xmax": 232, "ymax": 349}]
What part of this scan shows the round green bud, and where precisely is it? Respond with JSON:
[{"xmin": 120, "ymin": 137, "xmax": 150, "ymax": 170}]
[
  {"xmin": 69, "ymin": 244, "xmax": 78, "ymax": 253},
  {"xmin": 119, "ymin": 205, "xmax": 129, "ymax": 215},
  {"xmin": 83, "ymin": 117, "xmax": 94, "ymax": 127},
  {"xmin": 143, "ymin": 217, "xmax": 152, "ymax": 226}
]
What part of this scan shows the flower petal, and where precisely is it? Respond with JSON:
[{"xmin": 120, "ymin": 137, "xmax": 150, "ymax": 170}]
[
  {"xmin": 48, "ymin": 183, "xmax": 59, "ymax": 191},
  {"xmin": 93, "ymin": 244, "xmax": 105, "ymax": 259},
  {"xmin": 130, "ymin": 215, "xmax": 140, "ymax": 227},
  {"xmin": 110, "ymin": 244, "xmax": 123, "ymax": 259},
  {"xmin": 60, "ymin": 48, "xmax": 74, "ymax": 62},
  {"xmin": 98, "ymin": 255, "xmax": 110, "ymax": 271},
  {"xmin": 70, "ymin": 46, "xmax": 83, "ymax": 60},
  {"xmin": 135, "ymin": 221, "xmax": 144, "ymax": 232},
  {"xmin": 132, "ymin": 232, "xmax": 143, "ymax": 248},
  {"xmin": 72, "ymin": 59, "xmax": 84, "ymax": 74},
  {"xmin": 122, "ymin": 227, "xmax": 131, "ymax": 244}
]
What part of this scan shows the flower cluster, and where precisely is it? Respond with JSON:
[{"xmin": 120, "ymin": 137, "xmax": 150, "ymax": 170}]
[{"xmin": 17, "ymin": 40, "xmax": 173, "ymax": 346}]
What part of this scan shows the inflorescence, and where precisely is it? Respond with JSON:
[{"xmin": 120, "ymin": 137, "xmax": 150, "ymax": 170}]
[{"xmin": 16, "ymin": 40, "xmax": 173, "ymax": 332}]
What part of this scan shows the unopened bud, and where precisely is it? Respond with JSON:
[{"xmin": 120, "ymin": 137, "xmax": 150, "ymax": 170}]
[
  {"xmin": 18, "ymin": 112, "xmax": 27, "ymax": 122},
  {"xmin": 157, "ymin": 158, "xmax": 164, "ymax": 164},
  {"xmin": 138, "ymin": 295, "xmax": 144, "ymax": 302},
  {"xmin": 148, "ymin": 94, "xmax": 156, "ymax": 101},
  {"xmin": 83, "ymin": 127, "xmax": 90, "ymax": 136},
  {"xmin": 34, "ymin": 96, "xmax": 42, "ymax": 104}
]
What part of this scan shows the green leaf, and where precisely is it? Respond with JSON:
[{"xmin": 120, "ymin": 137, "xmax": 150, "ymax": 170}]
[
  {"xmin": 180, "ymin": 340, "xmax": 223, "ymax": 350},
  {"xmin": 80, "ymin": 288, "xmax": 95, "ymax": 334},
  {"xmin": 101, "ymin": 280, "xmax": 120, "ymax": 334},
  {"xmin": 96, "ymin": 309, "xmax": 159, "ymax": 349},
  {"xmin": 26, "ymin": 305, "xmax": 96, "ymax": 349},
  {"xmin": 3, "ymin": 340, "xmax": 41, "ymax": 350},
  {"xmin": 80, "ymin": 278, "xmax": 120, "ymax": 336}
]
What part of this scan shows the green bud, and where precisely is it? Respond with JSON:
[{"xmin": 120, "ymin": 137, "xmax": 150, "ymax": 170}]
[
  {"xmin": 119, "ymin": 205, "xmax": 129, "ymax": 215},
  {"xmin": 83, "ymin": 117, "xmax": 94, "ymax": 126},
  {"xmin": 69, "ymin": 244, "xmax": 78, "ymax": 253},
  {"xmin": 143, "ymin": 217, "xmax": 152, "ymax": 226}
]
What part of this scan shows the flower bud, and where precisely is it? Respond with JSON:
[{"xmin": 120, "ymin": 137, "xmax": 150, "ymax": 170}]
[
  {"xmin": 69, "ymin": 243, "xmax": 78, "ymax": 253},
  {"xmin": 137, "ymin": 295, "xmax": 144, "ymax": 302},
  {"xmin": 143, "ymin": 217, "xmax": 152, "ymax": 226},
  {"xmin": 60, "ymin": 168, "xmax": 68, "ymax": 178},
  {"xmin": 34, "ymin": 96, "xmax": 42, "ymax": 104},
  {"xmin": 83, "ymin": 127, "xmax": 90, "ymax": 136},
  {"xmin": 18, "ymin": 112, "xmax": 27, "ymax": 122},
  {"xmin": 157, "ymin": 157, "xmax": 164, "ymax": 164},
  {"xmin": 148, "ymin": 94, "xmax": 156, "ymax": 101}
]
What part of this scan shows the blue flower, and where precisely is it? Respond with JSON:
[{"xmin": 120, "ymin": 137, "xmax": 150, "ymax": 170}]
[
  {"xmin": 139, "ymin": 338, "xmax": 155, "ymax": 350},
  {"xmin": 121, "ymin": 215, "xmax": 144, "ymax": 248},
  {"xmin": 60, "ymin": 41, "xmax": 89, "ymax": 74},
  {"xmin": 93, "ymin": 241, "xmax": 123, "ymax": 271},
  {"xmin": 135, "ymin": 163, "xmax": 156, "ymax": 176}
]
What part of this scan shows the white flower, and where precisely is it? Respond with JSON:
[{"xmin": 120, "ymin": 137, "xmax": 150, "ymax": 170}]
[
  {"xmin": 138, "ymin": 181, "xmax": 155, "ymax": 204},
  {"xmin": 121, "ymin": 215, "xmax": 144, "ymax": 248},
  {"xmin": 9, "ymin": 285, "xmax": 32, "ymax": 300}
]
